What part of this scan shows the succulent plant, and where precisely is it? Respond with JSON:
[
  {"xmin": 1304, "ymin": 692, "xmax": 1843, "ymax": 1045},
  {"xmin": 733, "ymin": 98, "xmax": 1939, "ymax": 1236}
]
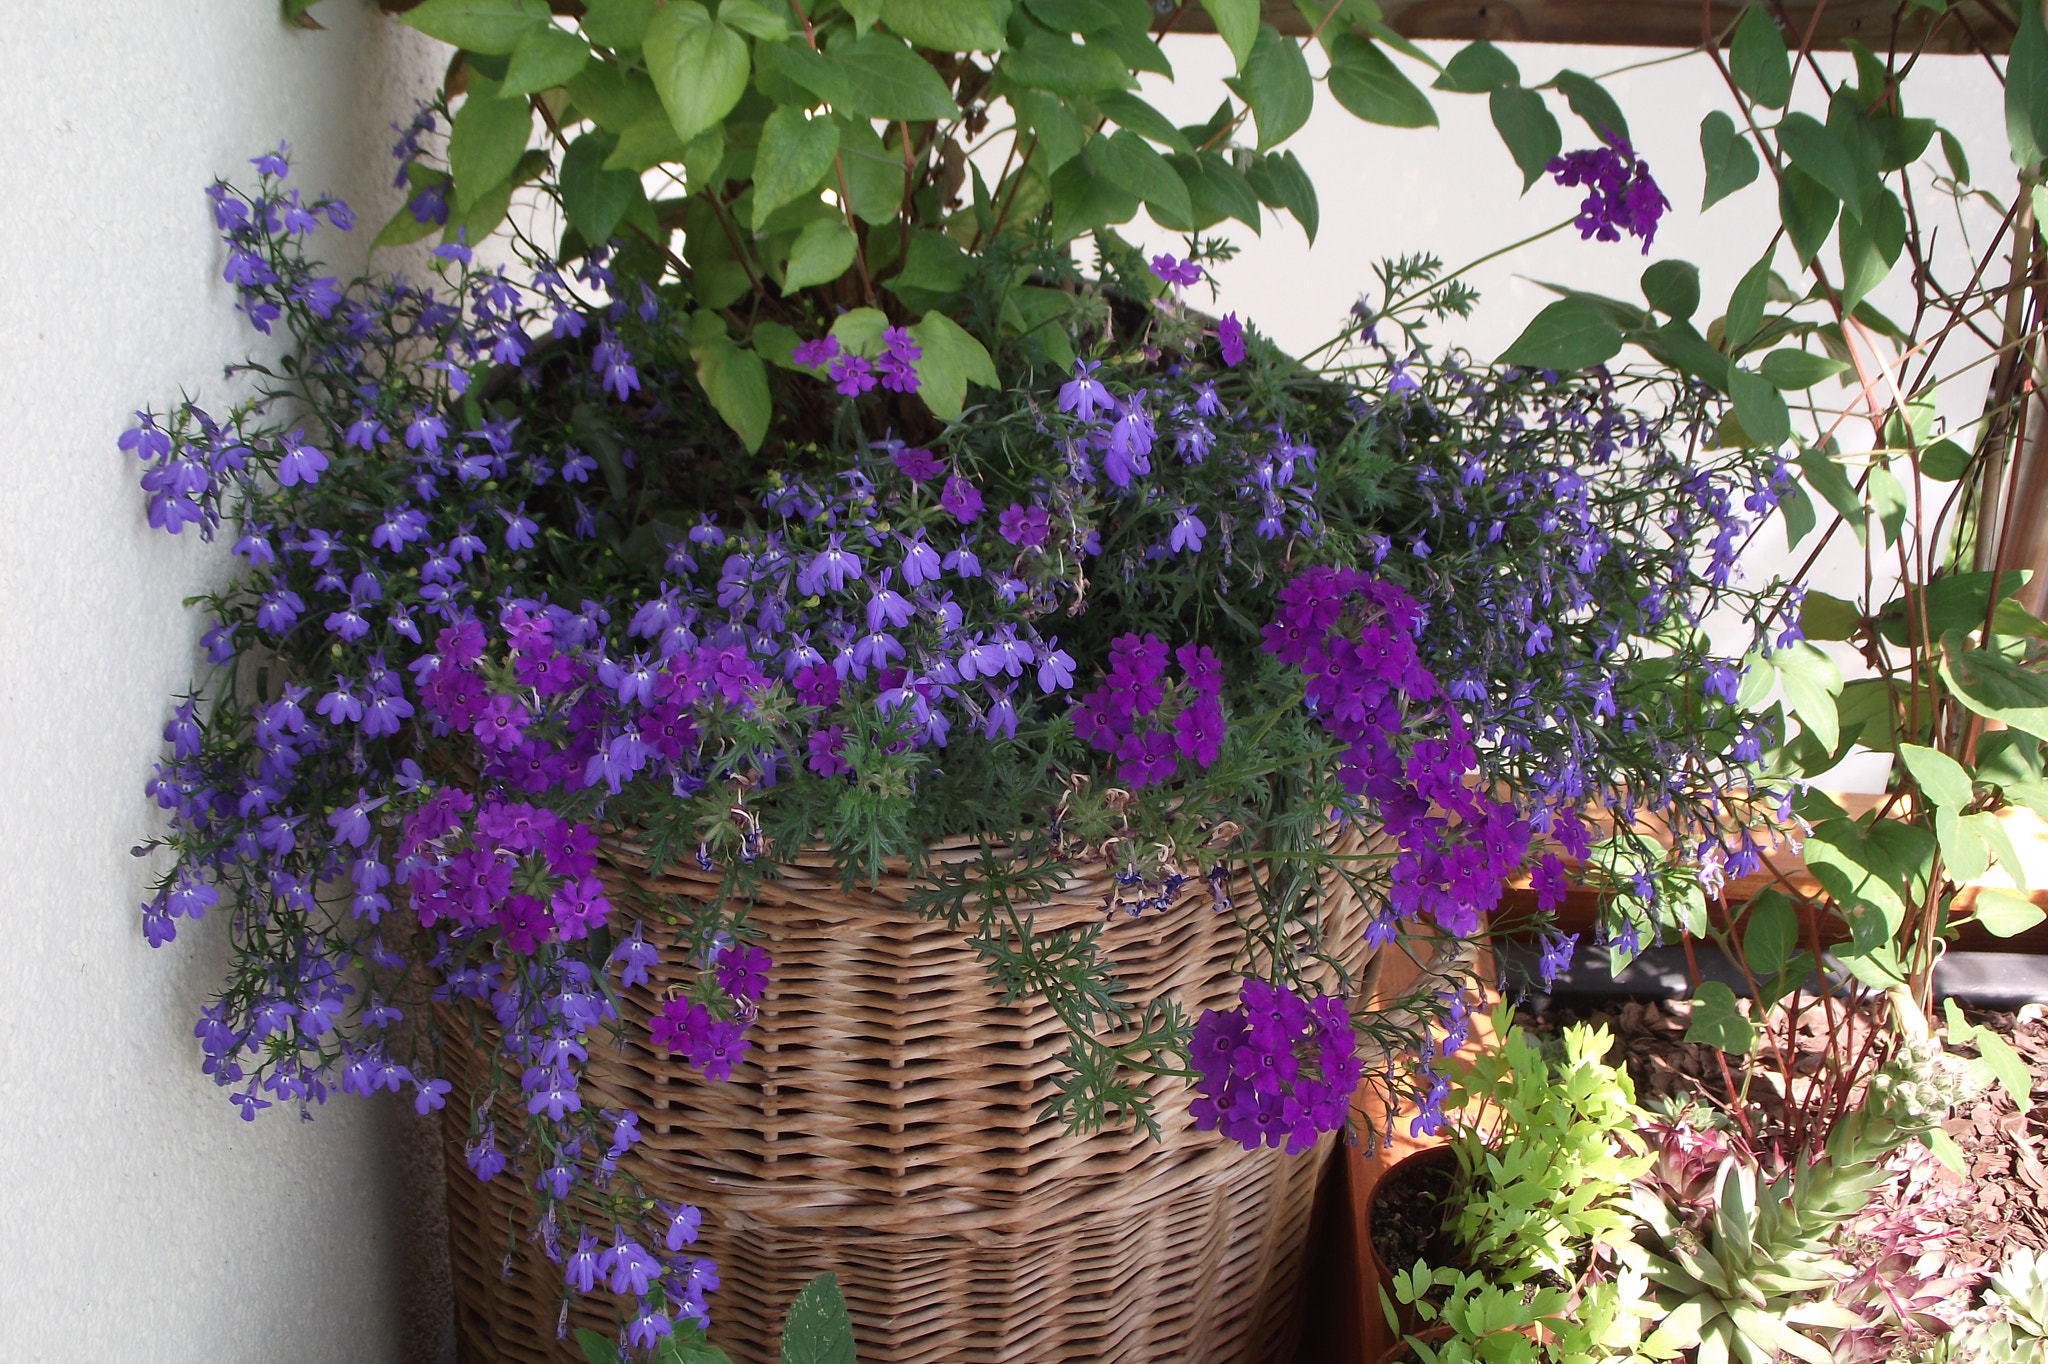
[
  {"xmin": 1945, "ymin": 1248, "xmax": 2048, "ymax": 1364},
  {"xmin": 1629, "ymin": 1041, "xmax": 1980, "ymax": 1364}
]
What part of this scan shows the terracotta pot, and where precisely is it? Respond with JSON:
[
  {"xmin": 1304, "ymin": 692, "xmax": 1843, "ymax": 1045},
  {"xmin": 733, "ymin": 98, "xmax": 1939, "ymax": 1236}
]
[{"xmin": 1363, "ymin": 1145, "xmax": 1458, "ymax": 1337}]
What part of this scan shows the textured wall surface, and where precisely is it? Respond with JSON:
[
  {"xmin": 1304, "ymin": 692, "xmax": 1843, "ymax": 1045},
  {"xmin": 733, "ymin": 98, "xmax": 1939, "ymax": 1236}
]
[{"xmin": 0, "ymin": 3, "xmax": 453, "ymax": 1360}]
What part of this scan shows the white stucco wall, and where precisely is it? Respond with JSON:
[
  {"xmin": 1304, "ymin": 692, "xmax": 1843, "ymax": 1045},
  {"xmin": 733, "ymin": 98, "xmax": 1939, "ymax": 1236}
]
[{"xmin": 0, "ymin": 3, "xmax": 451, "ymax": 1360}]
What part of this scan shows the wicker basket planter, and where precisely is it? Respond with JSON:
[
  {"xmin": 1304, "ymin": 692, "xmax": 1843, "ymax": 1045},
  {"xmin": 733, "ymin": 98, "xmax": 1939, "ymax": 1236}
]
[{"xmin": 441, "ymin": 828, "xmax": 1378, "ymax": 1363}]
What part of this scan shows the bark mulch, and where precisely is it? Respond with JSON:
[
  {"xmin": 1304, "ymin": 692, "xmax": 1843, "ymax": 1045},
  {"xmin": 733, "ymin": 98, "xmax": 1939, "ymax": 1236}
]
[{"xmin": 1516, "ymin": 996, "xmax": 2048, "ymax": 1331}]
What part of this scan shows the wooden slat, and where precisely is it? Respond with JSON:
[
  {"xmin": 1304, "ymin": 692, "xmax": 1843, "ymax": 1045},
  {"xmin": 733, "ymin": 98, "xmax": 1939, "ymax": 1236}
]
[{"xmin": 1167, "ymin": 1, "xmax": 2016, "ymax": 55}]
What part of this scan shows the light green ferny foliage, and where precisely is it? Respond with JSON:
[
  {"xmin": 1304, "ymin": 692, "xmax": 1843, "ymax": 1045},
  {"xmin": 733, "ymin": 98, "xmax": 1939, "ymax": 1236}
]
[{"xmin": 1444, "ymin": 1010, "xmax": 1654, "ymax": 1288}]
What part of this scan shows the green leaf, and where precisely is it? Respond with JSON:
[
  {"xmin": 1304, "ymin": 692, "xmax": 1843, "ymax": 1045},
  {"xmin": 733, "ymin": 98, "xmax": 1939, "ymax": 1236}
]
[
  {"xmin": 1492, "ymin": 86, "xmax": 1562, "ymax": 192},
  {"xmin": 1800, "ymin": 590, "xmax": 1863, "ymax": 641},
  {"xmin": 1643, "ymin": 319, "xmax": 1730, "ymax": 389},
  {"xmin": 1779, "ymin": 167, "xmax": 1840, "ymax": 267},
  {"xmin": 371, "ymin": 174, "xmax": 448, "ymax": 249},
  {"xmin": 1200, "ymin": 0, "xmax": 1258, "ymax": 70},
  {"xmin": 1807, "ymin": 818, "xmax": 1908, "ymax": 932},
  {"xmin": 1238, "ymin": 24, "xmax": 1314, "ymax": 149},
  {"xmin": 502, "ymin": 23, "xmax": 590, "ymax": 94},
  {"xmin": 1641, "ymin": 259, "xmax": 1700, "ymax": 320},
  {"xmin": 1498, "ymin": 297, "xmax": 1622, "ymax": 372},
  {"xmin": 1922, "ymin": 748, "xmax": 1988, "ymax": 819},
  {"xmin": 1085, "ymin": 130, "xmax": 1193, "ymax": 230},
  {"xmin": 1773, "ymin": 640, "xmax": 1843, "ymax": 752},
  {"xmin": 889, "ymin": 229, "xmax": 970, "ymax": 302},
  {"xmin": 2012, "ymin": 0, "xmax": 2048, "ymax": 167},
  {"xmin": 1977, "ymin": 1025, "xmax": 2036, "ymax": 1109},
  {"xmin": 779, "ymin": 1271, "xmax": 857, "ymax": 1364},
  {"xmin": 1000, "ymin": 37, "xmax": 1130, "ymax": 95},
  {"xmin": 782, "ymin": 216, "xmax": 858, "ymax": 290},
  {"xmin": 1326, "ymin": 34, "xmax": 1437, "ymax": 129},
  {"xmin": 1551, "ymin": 69, "xmax": 1627, "ymax": 142},
  {"xmin": 1434, "ymin": 39, "xmax": 1517, "ymax": 93},
  {"xmin": 1778, "ymin": 112, "xmax": 1872, "ymax": 217},
  {"xmin": 831, "ymin": 31, "xmax": 969, "ymax": 118},
  {"xmin": 1047, "ymin": 156, "xmax": 1138, "ymax": 241},
  {"xmin": 1867, "ymin": 463, "xmax": 1908, "ymax": 548},
  {"xmin": 752, "ymin": 108, "xmax": 840, "ymax": 229},
  {"xmin": 1797, "ymin": 446, "xmax": 1866, "ymax": 547},
  {"xmin": 691, "ymin": 332, "xmax": 771, "ymax": 452},
  {"xmin": 907, "ymin": 309, "xmax": 997, "ymax": 420},
  {"xmin": 1701, "ymin": 110, "xmax": 1761, "ymax": 210},
  {"xmin": 1941, "ymin": 631, "xmax": 2048, "ymax": 741},
  {"xmin": 1172, "ymin": 151, "xmax": 1262, "ymax": 232},
  {"xmin": 1939, "ymin": 804, "xmax": 1991, "ymax": 881},
  {"xmin": 603, "ymin": 110, "xmax": 689, "ymax": 172},
  {"xmin": 829, "ymin": 306, "xmax": 890, "ymax": 356},
  {"xmin": 1730, "ymin": 4, "xmax": 1792, "ymax": 108},
  {"xmin": 1975, "ymin": 887, "xmax": 2047, "ymax": 938},
  {"xmin": 399, "ymin": 0, "xmax": 549, "ymax": 53},
  {"xmin": 1921, "ymin": 437, "xmax": 1972, "ymax": 481},
  {"xmin": 448, "ymin": 88, "xmax": 534, "ymax": 210},
  {"xmin": 1242, "ymin": 150, "xmax": 1317, "ymax": 241},
  {"xmin": 1925, "ymin": 1124, "xmax": 1968, "ymax": 1174},
  {"xmin": 1940, "ymin": 126, "xmax": 1971, "ymax": 183},
  {"xmin": 564, "ymin": 61, "xmax": 663, "ymax": 130},
  {"xmin": 1761, "ymin": 347, "xmax": 1849, "ymax": 389},
  {"xmin": 721, "ymin": 0, "xmax": 790, "ymax": 42},
  {"xmin": 1837, "ymin": 186, "xmax": 1905, "ymax": 313},
  {"xmin": 838, "ymin": 117, "xmax": 906, "ymax": 222},
  {"xmin": 1743, "ymin": 889, "xmax": 1801, "ymax": 977},
  {"xmin": 559, "ymin": 130, "xmax": 644, "ymax": 244},
  {"xmin": 1877, "ymin": 572, "xmax": 2029, "ymax": 649},
  {"xmin": 1724, "ymin": 251, "xmax": 1772, "ymax": 349},
  {"xmin": 645, "ymin": 3, "xmax": 749, "ymax": 144},
  {"xmin": 577, "ymin": 1327, "xmax": 624, "ymax": 1364},
  {"xmin": 657, "ymin": 1323, "xmax": 737, "ymax": 1364},
  {"xmin": 1686, "ymin": 981, "xmax": 1756, "ymax": 1055},
  {"xmin": 580, "ymin": 0, "xmax": 657, "ymax": 49},
  {"xmin": 881, "ymin": 0, "xmax": 1004, "ymax": 49},
  {"xmin": 1095, "ymin": 91, "xmax": 1194, "ymax": 154},
  {"xmin": 1780, "ymin": 478, "xmax": 1816, "ymax": 549},
  {"xmin": 1729, "ymin": 367, "xmax": 1791, "ymax": 449}
]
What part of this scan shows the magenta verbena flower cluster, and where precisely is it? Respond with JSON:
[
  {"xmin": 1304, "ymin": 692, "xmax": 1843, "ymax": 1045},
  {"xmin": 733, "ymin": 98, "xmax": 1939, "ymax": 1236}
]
[
  {"xmin": 1188, "ymin": 980, "xmax": 1361, "ymax": 1155},
  {"xmin": 1548, "ymin": 131, "xmax": 1670, "ymax": 253}
]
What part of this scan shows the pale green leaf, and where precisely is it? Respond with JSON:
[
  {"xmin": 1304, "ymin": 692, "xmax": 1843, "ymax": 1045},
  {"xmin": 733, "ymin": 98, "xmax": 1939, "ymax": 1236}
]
[
  {"xmin": 720, "ymin": 0, "xmax": 789, "ymax": 41},
  {"xmin": 448, "ymin": 87, "xmax": 534, "ymax": 210},
  {"xmin": 752, "ymin": 107, "xmax": 840, "ymax": 229},
  {"xmin": 1761, "ymin": 348, "xmax": 1848, "ymax": 389},
  {"xmin": 1899, "ymin": 743, "xmax": 1975, "ymax": 810},
  {"xmin": 881, "ymin": 0, "xmax": 1004, "ymax": 50},
  {"xmin": 908, "ymin": 308, "xmax": 996, "ymax": 420},
  {"xmin": 1940, "ymin": 631, "xmax": 2048, "ymax": 741},
  {"xmin": 1970, "ymin": 811, "xmax": 2030, "ymax": 891},
  {"xmin": 1685, "ymin": 981, "xmax": 1756, "ymax": 1055},
  {"xmin": 645, "ymin": 3, "xmax": 749, "ymax": 144},
  {"xmin": 1973, "ymin": 887, "xmax": 2047, "ymax": 938},
  {"xmin": 781, "ymin": 216, "xmax": 857, "ymax": 290},
  {"xmin": 691, "ymin": 334, "xmax": 771, "ymax": 452},
  {"xmin": 501, "ymin": 23, "xmax": 590, "ymax": 94},
  {"xmin": 399, "ymin": 0, "xmax": 549, "ymax": 53}
]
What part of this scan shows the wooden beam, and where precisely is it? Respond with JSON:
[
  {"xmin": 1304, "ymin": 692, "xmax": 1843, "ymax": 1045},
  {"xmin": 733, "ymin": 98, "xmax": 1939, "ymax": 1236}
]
[{"xmin": 1166, "ymin": 2, "xmax": 2017, "ymax": 55}]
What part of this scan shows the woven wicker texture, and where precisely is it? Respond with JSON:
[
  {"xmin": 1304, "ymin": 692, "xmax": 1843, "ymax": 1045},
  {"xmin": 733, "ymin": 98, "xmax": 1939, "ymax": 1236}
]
[{"xmin": 443, "ymin": 828, "xmax": 1377, "ymax": 1364}]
